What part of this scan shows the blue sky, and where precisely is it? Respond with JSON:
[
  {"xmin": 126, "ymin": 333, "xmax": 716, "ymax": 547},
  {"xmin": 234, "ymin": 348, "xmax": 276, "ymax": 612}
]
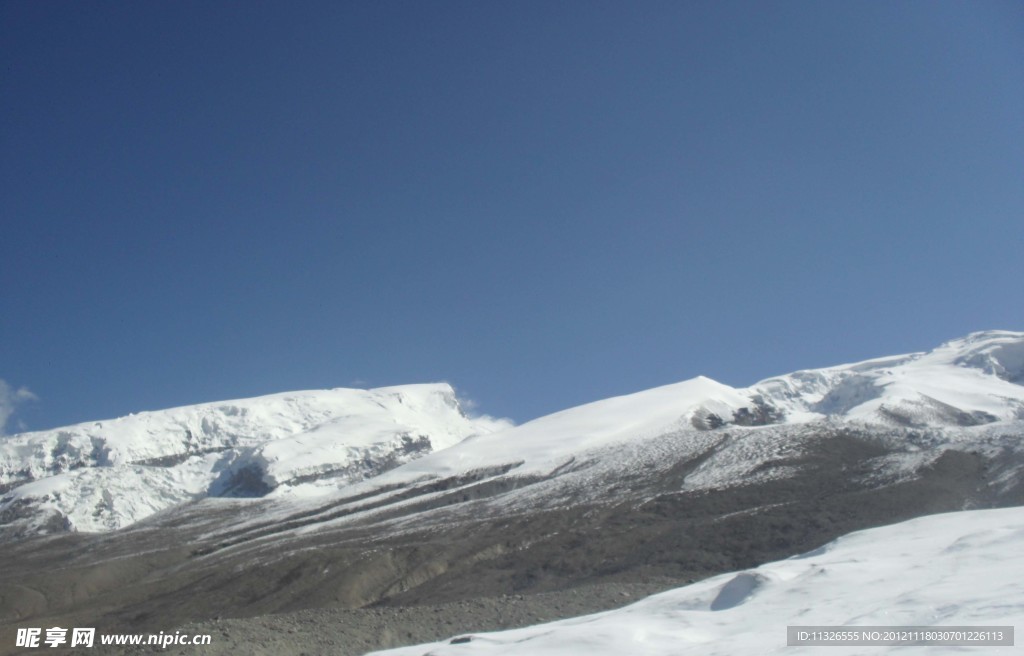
[{"xmin": 1, "ymin": 1, "xmax": 1022, "ymax": 432}]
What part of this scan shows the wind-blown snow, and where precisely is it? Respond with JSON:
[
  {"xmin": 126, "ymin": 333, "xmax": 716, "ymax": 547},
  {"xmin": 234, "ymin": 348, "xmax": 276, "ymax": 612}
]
[
  {"xmin": 366, "ymin": 376, "xmax": 751, "ymax": 483},
  {"xmin": 370, "ymin": 506, "xmax": 1024, "ymax": 656}
]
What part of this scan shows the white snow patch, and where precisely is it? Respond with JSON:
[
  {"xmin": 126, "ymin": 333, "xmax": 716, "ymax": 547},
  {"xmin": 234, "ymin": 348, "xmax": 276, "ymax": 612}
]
[{"xmin": 371, "ymin": 507, "xmax": 1024, "ymax": 656}]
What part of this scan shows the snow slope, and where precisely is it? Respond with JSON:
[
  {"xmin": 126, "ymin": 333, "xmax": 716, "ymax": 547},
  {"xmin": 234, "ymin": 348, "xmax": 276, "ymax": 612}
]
[
  {"xmin": 283, "ymin": 331, "xmax": 1024, "ymax": 502},
  {"xmin": 0, "ymin": 384, "xmax": 509, "ymax": 534},
  {"xmin": 161, "ymin": 331, "xmax": 1017, "ymax": 553},
  {"xmin": 1, "ymin": 331, "xmax": 1021, "ymax": 539},
  {"xmin": 754, "ymin": 330, "xmax": 1024, "ymax": 427},
  {"xmin": 371, "ymin": 506, "xmax": 1024, "ymax": 656}
]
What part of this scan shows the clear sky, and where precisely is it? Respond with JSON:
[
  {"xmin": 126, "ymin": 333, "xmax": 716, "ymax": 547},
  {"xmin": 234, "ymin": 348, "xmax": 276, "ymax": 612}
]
[{"xmin": 1, "ymin": 1, "xmax": 1022, "ymax": 433}]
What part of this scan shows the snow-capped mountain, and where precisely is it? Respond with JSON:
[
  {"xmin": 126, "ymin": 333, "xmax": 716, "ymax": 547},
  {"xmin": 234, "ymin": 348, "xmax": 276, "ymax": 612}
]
[
  {"xmin": 752, "ymin": 329, "xmax": 1024, "ymax": 427},
  {"xmin": 2, "ymin": 332, "xmax": 1022, "ymax": 542},
  {"xmin": 1, "ymin": 331, "xmax": 1021, "ymax": 653},
  {"xmin": 1, "ymin": 332, "xmax": 1021, "ymax": 543},
  {"xmin": 256, "ymin": 330, "xmax": 1024, "ymax": 505},
  {"xmin": 0, "ymin": 384, "xmax": 509, "ymax": 536},
  {"xmin": 371, "ymin": 506, "xmax": 1024, "ymax": 656}
]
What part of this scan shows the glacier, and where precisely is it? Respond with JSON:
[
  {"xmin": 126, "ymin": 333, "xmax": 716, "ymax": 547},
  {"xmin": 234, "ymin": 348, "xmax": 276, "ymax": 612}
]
[{"xmin": 0, "ymin": 384, "xmax": 510, "ymax": 535}]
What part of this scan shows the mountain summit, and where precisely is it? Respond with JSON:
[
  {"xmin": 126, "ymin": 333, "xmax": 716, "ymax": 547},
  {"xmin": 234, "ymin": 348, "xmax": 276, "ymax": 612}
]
[
  {"xmin": 2, "ymin": 332, "xmax": 1021, "ymax": 542},
  {"xmin": 0, "ymin": 384, "xmax": 509, "ymax": 537},
  {"xmin": 1, "ymin": 331, "xmax": 1022, "ymax": 652}
]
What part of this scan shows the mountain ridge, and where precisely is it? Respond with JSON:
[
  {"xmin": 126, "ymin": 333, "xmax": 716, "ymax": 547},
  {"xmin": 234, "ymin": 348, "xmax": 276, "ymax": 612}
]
[
  {"xmin": 2, "ymin": 331, "xmax": 1021, "ymax": 541},
  {"xmin": 0, "ymin": 383, "xmax": 510, "ymax": 536},
  {"xmin": 1, "ymin": 331, "xmax": 1022, "ymax": 655}
]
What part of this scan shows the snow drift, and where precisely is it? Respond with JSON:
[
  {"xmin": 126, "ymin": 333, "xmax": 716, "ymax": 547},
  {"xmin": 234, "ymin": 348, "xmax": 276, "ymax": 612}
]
[{"xmin": 371, "ymin": 506, "xmax": 1024, "ymax": 656}]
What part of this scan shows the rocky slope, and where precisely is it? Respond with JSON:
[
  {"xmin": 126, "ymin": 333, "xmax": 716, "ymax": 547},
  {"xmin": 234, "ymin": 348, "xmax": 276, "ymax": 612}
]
[{"xmin": 0, "ymin": 331, "xmax": 1021, "ymax": 655}]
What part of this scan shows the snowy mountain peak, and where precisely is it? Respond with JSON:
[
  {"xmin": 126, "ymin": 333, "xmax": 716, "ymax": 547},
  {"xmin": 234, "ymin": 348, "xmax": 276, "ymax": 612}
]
[
  {"xmin": 945, "ymin": 330, "xmax": 1024, "ymax": 383},
  {"xmin": 1, "ymin": 332, "xmax": 1021, "ymax": 541},
  {"xmin": 749, "ymin": 330, "xmax": 1024, "ymax": 427},
  {"xmin": 0, "ymin": 383, "xmax": 510, "ymax": 537},
  {"xmin": 312, "ymin": 331, "xmax": 1024, "ymax": 507}
]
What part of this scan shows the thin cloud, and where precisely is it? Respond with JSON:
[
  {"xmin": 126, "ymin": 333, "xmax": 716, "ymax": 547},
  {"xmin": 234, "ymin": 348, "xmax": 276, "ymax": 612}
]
[
  {"xmin": 0, "ymin": 379, "xmax": 38, "ymax": 436},
  {"xmin": 448, "ymin": 382, "xmax": 515, "ymax": 429}
]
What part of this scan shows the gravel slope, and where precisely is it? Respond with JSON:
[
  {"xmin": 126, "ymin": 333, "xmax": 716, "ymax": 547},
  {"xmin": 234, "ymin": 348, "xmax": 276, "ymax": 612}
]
[{"xmin": 71, "ymin": 581, "xmax": 680, "ymax": 656}]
